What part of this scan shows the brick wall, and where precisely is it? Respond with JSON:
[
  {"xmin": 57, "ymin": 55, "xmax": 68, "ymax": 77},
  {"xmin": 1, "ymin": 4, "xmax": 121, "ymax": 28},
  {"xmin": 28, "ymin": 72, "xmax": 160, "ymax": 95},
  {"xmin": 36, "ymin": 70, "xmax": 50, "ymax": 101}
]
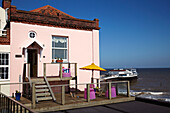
[{"xmin": 0, "ymin": 28, "xmax": 10, "ymax": 45}]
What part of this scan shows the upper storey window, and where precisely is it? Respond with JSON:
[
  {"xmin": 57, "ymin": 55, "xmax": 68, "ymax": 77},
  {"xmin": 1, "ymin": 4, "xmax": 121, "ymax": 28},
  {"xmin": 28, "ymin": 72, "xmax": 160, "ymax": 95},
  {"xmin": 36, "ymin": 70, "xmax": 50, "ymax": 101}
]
[{"xmin": 52, "ymin": 36, "xmax": 68, "ymax": 61}]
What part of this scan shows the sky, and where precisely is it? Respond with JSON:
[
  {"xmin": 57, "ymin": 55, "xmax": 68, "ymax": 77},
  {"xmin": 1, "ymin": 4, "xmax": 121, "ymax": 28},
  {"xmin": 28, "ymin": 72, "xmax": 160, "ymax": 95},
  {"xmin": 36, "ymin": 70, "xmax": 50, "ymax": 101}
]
[{"xmin": 1, "ymin": 0, "xmax": 170, "ymax": 68}]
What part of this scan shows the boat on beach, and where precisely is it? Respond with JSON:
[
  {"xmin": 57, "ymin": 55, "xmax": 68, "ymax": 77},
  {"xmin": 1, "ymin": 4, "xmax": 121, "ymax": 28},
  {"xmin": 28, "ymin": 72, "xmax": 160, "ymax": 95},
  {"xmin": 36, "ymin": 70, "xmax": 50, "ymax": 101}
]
[{"xmin": 101, "ymin": 69, "xmax": 138, "ymax": 81}]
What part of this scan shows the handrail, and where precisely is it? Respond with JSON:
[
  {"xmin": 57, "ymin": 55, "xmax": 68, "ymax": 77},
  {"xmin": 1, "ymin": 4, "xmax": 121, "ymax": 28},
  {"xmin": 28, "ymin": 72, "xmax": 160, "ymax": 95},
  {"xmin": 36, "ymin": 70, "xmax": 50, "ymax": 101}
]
[
  {"xmin": 0, "ymin": 81, "xmax": 128, "ymax": 86},
  {"xmin": 45, "ymin": 62, "xmax": 77, "ymax": 64},
  {"xmin": 44, "ymin": 76, "xmax": 56, "ymax": 101},
  {"xmin": 0, "ymin": 29, "xmax": 7, "ymax": 36},
  {"xmin": 43, "ymin": 62, "xmax": 78, "ymax": 92},
  {"xmin": 0, "ymin": 92, "xmax": 37, "ymax": 113},
  {"xmin": 24, "ymin": 63, "xmax": 32, "ymax": 87},
  {"xmin": 0, "ymin": 82, "xmax": 30, "ymax": 85},
  {"xmin": 47, "ymin": 81, "xmax": 129, "ymax": 87},
  {"xmin": 0, "ymin": 29, "xmax": 7, "ymax": 31},
  {"xmin": 27, "ymin": 63, "xmax": 32, "ymax": 87}
]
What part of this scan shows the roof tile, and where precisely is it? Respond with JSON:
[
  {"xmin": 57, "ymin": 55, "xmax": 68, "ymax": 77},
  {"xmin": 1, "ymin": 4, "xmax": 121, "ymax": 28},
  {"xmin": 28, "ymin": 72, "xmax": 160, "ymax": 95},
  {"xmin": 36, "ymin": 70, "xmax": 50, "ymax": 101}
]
[{"xmin": 30, "ymin": 5, "xmax": 75, "ymax": 19}]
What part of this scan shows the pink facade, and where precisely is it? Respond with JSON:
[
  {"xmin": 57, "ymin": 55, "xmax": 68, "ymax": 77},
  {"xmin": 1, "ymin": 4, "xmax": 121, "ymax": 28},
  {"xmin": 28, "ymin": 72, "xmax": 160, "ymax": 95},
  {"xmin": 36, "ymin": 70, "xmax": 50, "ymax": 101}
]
[
  {"xmin": 10, "ymin": 22, "xmax": 100, "ymax": 92},
  {"xmin": 0, "ymin": 0, "xmax": 101, "ymax": 95}
]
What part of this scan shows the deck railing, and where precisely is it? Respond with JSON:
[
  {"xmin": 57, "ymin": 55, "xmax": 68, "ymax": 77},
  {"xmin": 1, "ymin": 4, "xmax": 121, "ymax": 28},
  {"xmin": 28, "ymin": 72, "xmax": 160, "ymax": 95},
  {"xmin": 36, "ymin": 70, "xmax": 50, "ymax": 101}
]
[
  {"xmin": 43, "ymin": 62, "xmax": 77, "ymax": 79},
  {"xmin": 47, "ymin": 81, "xmax": 130, "ymax": 105},
  {"xmin": 0, "ymin": 81, "xmax": 130, "ymax": 109},
  {"xmin": 0, "ymin": 92, "xmax": 37, "ymax": 113}
]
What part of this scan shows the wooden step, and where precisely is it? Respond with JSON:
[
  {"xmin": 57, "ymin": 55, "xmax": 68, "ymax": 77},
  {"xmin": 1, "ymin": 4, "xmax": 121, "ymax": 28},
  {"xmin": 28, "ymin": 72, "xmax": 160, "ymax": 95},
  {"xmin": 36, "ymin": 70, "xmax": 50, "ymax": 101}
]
[
  {"xmin": 35, "ymin": 82, "xmax": 46, "ymax": 84},
  {"xmin": 31, "ymin": 78, "xmax": 44, "ymax": 82},
  {"xmin": 36, "ymin": 89, "xmax": 49, "ymax": 92},
  {"xmin": 35, "ymin": 85, "xmax": 48, "ymax": 88},
  {"xmin": 36, "ymin": 97, "xmax": 52, "ymax": 101},
  {"xmin": 36, "ymin": 92, "xmax": 51, "ymax": 97}
]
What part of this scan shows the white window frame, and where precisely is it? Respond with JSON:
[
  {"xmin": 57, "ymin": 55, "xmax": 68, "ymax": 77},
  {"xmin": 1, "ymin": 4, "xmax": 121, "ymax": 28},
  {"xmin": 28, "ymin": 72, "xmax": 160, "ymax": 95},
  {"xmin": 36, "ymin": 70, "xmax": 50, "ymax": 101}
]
[
  {"xmin": 52, "ymin": 36, "xmax": 68, "ymax": 62},
  {"xmin": 0, "ymin": 52, "xmax": 10, "ymax": 81}
]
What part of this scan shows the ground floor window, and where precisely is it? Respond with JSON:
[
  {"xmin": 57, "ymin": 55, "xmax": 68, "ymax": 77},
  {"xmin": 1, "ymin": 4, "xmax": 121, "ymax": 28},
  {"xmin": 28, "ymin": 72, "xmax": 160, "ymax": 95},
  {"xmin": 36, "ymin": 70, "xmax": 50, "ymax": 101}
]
[
  {"xmin": 0, "ymin": 53, "xmax": 10, "ymax": 80},
  {"xmin": 52, "ymin": 36, "xmax": 68, "ymax": 61}
]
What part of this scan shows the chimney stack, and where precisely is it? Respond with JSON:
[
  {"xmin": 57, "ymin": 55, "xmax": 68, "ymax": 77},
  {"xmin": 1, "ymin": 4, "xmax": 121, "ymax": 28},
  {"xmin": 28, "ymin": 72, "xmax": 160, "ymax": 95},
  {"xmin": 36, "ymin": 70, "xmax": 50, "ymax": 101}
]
[{"xmin": 2, "ymin": 0, "xmax": 11, "ymax": 9}]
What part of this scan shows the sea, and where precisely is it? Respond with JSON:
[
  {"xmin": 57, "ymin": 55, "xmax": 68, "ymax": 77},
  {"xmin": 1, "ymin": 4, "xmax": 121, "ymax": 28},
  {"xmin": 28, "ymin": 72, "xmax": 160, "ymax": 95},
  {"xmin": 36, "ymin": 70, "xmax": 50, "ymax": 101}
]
[{"xmin": 101, "ymin": 68, "xmax": 170, "ymax": 102}]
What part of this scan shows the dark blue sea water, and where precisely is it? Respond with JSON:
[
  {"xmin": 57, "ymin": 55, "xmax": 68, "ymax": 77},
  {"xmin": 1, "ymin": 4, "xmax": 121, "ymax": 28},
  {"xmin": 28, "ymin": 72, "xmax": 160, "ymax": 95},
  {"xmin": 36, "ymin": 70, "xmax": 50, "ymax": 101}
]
[{"xmin": 101, "ymin": 68, "xmax": 170, "ymax": 102}]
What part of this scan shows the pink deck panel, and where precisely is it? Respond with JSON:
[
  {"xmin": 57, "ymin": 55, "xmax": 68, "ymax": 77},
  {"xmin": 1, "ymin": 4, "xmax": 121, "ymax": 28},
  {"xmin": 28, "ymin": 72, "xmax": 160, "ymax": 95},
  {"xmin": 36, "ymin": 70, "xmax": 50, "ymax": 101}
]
[
  {"xmin": 84, "ymin": 88, "xmax": 96, "ymax": 99},
  {"xmin": 105, "ymin": 87, "xmax": 117, "ymax": 98}
]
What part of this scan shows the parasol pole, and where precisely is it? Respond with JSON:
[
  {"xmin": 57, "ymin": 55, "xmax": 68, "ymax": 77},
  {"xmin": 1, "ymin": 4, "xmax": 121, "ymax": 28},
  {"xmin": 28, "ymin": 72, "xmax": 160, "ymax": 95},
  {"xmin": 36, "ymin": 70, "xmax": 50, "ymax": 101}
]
[
  {"xmin": 92, "ymin": 30, "xmax": 94, "ymax": 83},
  {"xmin": 91, "ymin": 69, "xmax": 94, "ymax": 83}
]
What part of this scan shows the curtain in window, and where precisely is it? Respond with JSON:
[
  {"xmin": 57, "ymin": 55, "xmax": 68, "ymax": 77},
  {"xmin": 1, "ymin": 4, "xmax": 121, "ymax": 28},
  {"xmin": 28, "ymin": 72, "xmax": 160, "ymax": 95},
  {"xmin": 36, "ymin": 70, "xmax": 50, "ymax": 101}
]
[{"xmin": 52, "ymin": 36, "xmax": 68, "ymax": 60}]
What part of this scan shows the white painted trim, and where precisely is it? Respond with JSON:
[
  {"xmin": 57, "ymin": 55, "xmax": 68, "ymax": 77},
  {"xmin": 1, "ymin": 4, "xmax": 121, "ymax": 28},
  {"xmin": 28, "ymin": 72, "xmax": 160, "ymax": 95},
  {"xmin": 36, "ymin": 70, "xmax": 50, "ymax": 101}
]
[
  {"xmin": 24, "ymin": 40, "xmax": 43, "ymax": 49},
  {"xmin": 52, "ymin": 36, "xmax": 68, "ymax": 62},
  {"xmin": 51, "ymin": 34, "xmax": 70, "ymax": 37},
  {"xmin": 11, "ymin": 22, "xmax": 92, "ymax": 33},
  {"xmin": 0, "ymin": 45, "xmax": 10, "ymax": 52},
  {"xmin": 40, "ymin": 49, "xmax": 42, "ymax": 62},
  {"xmin": 28, "ymin": 31, "xmax": 37, "ymax": 39}
]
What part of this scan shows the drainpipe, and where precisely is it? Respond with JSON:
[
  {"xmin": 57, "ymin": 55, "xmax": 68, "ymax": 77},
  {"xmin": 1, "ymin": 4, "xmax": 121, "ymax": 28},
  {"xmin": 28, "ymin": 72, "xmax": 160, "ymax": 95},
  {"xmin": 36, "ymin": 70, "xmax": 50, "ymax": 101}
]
[{"xmin": 5, "ymin": 8, "xmax": 9, "ymax": 22}]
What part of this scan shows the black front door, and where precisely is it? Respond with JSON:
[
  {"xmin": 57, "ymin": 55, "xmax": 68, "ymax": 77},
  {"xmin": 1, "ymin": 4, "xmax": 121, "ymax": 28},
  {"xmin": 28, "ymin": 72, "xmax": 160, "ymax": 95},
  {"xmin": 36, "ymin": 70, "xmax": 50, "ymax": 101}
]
[{"xmin": 28, "ymin": 49, "xmax": 38, "ymax": 77}]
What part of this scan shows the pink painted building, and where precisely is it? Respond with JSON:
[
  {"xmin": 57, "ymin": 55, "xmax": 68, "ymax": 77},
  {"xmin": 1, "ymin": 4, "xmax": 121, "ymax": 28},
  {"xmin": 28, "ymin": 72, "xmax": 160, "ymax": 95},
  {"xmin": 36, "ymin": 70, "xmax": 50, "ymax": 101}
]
[{"xmin": 0, "ymin": 0, "xmax": 100, "ymax": 96}]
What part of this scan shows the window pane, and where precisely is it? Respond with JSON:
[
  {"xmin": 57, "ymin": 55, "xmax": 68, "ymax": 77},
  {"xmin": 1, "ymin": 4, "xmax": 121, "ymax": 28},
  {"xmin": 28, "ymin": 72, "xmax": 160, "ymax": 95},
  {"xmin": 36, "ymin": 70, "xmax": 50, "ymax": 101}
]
[
  {"xmin": 52, "ymin": 41, "xmax": 55, "ymax": 48},
  {"xmin": 0, "ymin": 68, "xmax": 2, "ymax": 79},
  {"xmin": 52, "ymin": 36, "xmax": 67, "ymax": 48},
  {"xmin": 2, "ymin": 54, "xmax": 4, "ymax": 59},
  {"xmin": 4, "ymin": 68, "xmax": 6, "ymax": 79},
  {"xmin": 64, "ymin": 49, "xmax": 67, "ymax": 59},
  {"xmin": 5, "ymin": 67, "xmax": 8, "ymax": 79},
  {"xmin": 2, "ymin": 59, "xmax": 4, "ymax": 65},
  {"xmin": 52, "ymin": 49, "xmax": 55, "ymax": 59},
  {"xmin": 0, "ymin": 68, "xmax": 2, "ymax": 74},
  {"xmin": 2, "ymin": 68, "xmax": 4, "ymax": 79},
  {"xmin": 6, "ymin": 54, "xmax": 8, "ymax": 59},
  {"xmin": 53, "ymin": 49, "xmax": 67, "ymax": 59},
  {"xmin": 6, "ymin": 60, "xmax": 8, "ymax": 65}
]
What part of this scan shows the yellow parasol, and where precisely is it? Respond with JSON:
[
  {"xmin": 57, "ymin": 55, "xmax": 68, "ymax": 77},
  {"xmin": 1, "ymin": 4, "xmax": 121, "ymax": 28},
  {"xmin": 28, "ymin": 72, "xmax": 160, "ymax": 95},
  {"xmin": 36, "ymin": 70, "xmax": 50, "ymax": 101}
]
[{"xmin": 80, "ymin": 63, "xmax": 106, "ymax": 83}]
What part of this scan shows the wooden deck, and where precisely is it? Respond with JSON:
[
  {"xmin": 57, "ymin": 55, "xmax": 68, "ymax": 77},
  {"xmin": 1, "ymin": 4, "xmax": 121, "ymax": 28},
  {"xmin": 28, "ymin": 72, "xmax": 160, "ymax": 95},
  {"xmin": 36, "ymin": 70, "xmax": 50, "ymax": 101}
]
[
  {"xmin": 19, "ymin": 92, "xmax": 135, "ymax": 112},
  {"xmin": 31, "ymin": 77, "xmax": 74, "ymax": 82}
]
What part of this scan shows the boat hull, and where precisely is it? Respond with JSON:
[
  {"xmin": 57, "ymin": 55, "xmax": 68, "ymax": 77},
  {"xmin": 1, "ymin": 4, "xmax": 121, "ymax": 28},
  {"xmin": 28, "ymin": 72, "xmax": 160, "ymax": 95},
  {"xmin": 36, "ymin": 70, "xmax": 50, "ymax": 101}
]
[{"xmin": 100, "ymin": 68, "xmax": 138, "ymax": 81}]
